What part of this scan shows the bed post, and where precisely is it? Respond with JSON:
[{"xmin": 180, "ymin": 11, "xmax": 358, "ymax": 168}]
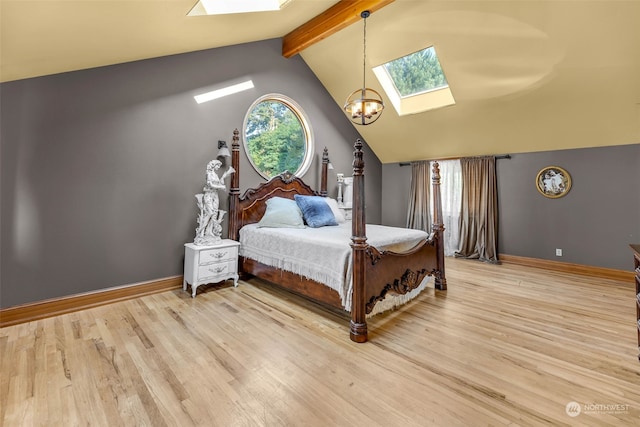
[
  {"xmin": 350, "ymin": 139, "xmax": 368, "ymax": 343},
  {"xmin": 431, "ymin": 161, "xmax": 447, "ymax": 290},
  {"xmin": 321, "ymin": 147, "xmax": 329, "ymax": 196},
  {"xmin": 229, "ymin": 129, "xmax": 240, "ymax": 241}
]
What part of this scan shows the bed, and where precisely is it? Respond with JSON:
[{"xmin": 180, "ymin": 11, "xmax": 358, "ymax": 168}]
[{"xmin": 227, "ymin": 129, "xmax": 447, "ymax": 342}]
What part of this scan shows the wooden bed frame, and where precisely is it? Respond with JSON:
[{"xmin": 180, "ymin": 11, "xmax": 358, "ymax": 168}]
[{"xmin": 228, "ymin": 129, "xmax": 447, "ymax": 342}]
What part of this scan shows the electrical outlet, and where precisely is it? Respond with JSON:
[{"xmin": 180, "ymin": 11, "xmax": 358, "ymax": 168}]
[{"xmin": 555, "ymin": 248, "xmax": 563, "ymax": 256}]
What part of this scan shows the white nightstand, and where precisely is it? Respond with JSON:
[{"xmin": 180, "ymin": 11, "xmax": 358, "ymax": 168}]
[
  {"xmin": 339, "ymin": 206, "xmax": 353, "ymax": 221},
  {"xmin": 183, "ymin": 239, "xmax": 240, "ymax": 297}
]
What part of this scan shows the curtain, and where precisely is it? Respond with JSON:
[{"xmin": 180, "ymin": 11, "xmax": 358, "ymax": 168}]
[
  {"xmin": 407, "ymin": 160, "xmax": 462, "ymax": 255},
  {"xmin": 438, "ymin": 160, "xmax": 462, "ymax": 256},
  {"xmin": 406, "ymin": 161, "xmax": 431, "ymax": 232},
  {"xmin": 455, "ymin": 156, "xmax": 499, "ymax": 263}
]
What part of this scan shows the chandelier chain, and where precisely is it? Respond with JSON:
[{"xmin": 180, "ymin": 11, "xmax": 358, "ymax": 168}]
[{"xmin": 362, "ymin": 15, "xmax": 367, "ymax": 91}]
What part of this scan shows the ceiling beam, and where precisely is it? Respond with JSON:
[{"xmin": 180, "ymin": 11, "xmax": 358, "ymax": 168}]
[{"xmin": 282, "ymin": 0, "xmax": 395, "ymax": 58}]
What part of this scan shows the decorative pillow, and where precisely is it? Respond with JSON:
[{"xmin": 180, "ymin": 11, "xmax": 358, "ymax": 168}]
[
  {"xmin": 325, "ymin": 198, "xmax": 346, "ymax": 224},
  {"xmin": 294, "ymin": 195, "xmax": 338, "ymax": 228},
  {"xmin": 257, "ymin": 197, "xmax": 305, "ymax": 228}
]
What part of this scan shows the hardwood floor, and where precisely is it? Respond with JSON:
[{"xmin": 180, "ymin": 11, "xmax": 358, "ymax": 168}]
[{"xmin": 1, "ymin": 258, "xmax": 639, "ymax": 426}]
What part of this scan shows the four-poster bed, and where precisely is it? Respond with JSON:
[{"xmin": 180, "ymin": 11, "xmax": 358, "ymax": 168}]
[{"xmin": 227, "ymin": 129, "xmax": 447, "ymax": 342}]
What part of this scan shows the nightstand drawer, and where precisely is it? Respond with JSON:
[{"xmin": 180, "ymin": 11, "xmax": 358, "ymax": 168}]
[
  {"xmin": 199, "ymin": 246, "xmax": 238, "ymax": 264},
  {"xmin": 340, "ymin": 207, "xmax": 352, "ymax": 221},
  {"xmin": 197, "ymin": 260, "xmax": 236, "ymax": 282}
]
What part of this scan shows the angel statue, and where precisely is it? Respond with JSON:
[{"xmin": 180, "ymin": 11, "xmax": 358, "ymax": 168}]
[{"xmin": 194, "ymin": 159, "xmax": 235, "ymax": 246}]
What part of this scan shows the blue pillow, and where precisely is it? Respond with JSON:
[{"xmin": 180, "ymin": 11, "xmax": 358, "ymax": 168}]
[
  {"xmin": 257, "ymin": 197, "xmax": 305, "ymax": 228},
  {"xmin": 294, "ymin": 195, "xmax": 338, "ymax": 228}
]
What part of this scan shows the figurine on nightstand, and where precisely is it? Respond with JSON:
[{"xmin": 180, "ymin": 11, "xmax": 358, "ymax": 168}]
[{"xmin": 194, "ymin": 159, "xmax": 235, "ymax": 246}]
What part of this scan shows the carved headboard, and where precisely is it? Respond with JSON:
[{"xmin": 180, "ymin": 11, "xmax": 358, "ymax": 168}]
[{"xmin": 227, "ymin": 129, "xmax": 329, "ymax": 241}]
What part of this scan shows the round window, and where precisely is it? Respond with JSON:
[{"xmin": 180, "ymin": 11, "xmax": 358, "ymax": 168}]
[{"xmin": 242, "ymin": 94, "xmax": 314, "ymax": 180}]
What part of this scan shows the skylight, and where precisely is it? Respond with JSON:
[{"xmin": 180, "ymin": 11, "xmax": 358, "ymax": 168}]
[
  {"xmin": 383, "ymin": 47, "xmax": 448, "ymax": 97},
  {"xmin": 373, "ymin": 46, "xmax": 455, "ymax": 116},
  {"xmin": 188, "ymin": 0, "xmax": 291, "ymax": 16}
]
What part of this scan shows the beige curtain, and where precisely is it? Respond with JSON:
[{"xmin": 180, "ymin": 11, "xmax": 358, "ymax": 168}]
[
  {"xmin": 455, "ymin": 156, "xmax": 499, "ymax": 263},
  {"xmin": 406, "ymin": 161, "xmax": 431, "ymax": 231}
]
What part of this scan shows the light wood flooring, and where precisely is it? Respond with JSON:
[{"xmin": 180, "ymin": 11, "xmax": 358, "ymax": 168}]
[{"xmin": 1, "ymin": 258, "xmax": 639, "ymax": 426}]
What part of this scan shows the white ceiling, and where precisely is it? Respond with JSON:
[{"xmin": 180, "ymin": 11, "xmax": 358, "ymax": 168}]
[{"xmin": 2, "ymin": 0, "xmax": 639, "ymax": 162}]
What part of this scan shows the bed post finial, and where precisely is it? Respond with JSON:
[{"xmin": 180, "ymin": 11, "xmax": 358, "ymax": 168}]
[
  {"xmin": 229, "ymin": 129, "xmax": 241, "ymax": 241},
  {"xmin": 321, "ymin": 147, "xmax": 329, "ymax": 197},
  {"xmin": 350, "ymin": 138, "xmax": 368, "ymax": 342},
  {"xmin": 353, "ymin": 139, "xmax": 364, "ymax": 174},
  {"xmin": 431, "ymin": 161, "xmax": 440, "ymax": 185},
  {"xmin": 431, "ymin": 161, "xmax": 447, "ymax": 290}
]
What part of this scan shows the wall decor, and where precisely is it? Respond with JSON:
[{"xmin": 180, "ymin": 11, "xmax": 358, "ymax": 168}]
[{"xmin": 535, "ymin": 165, "xmax": 572, "ymax": 198}]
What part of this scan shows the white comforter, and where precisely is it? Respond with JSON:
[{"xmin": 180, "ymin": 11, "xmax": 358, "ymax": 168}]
[{"xmin": 239, "ymin": 223, "xmax": 430, "ymax": 312}]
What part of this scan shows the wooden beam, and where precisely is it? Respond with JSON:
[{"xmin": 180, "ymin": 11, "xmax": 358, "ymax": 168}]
[{"xmin": 282, "ymin": 0, "xmax": 395, "ymax": 58}]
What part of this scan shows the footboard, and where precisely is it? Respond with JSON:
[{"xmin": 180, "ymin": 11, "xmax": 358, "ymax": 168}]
[
  {"xmin": 349, "ymin": 139, "xmax": 446, "ymax": 343},
  {"xmin": 362, "ymin": 239, "xmax": 439, "ymax": 314}
]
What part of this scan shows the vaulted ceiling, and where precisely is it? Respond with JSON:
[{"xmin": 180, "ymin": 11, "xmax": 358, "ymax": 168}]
[{"xmin": 2, "ymin": 0, "xmax": 639, "ymax": 162}]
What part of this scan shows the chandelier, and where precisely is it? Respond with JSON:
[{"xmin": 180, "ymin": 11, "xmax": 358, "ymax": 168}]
[{"xmin": 343, "ymin": 10, "xmax": 384, "ymax": 125}]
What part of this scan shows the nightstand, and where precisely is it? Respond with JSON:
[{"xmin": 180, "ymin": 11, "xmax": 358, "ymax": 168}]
[
  {"xmin": 339, "ymin": 206, "xmax": 353, "ymax": 221},
  {"xmin": 183, "ymin": 240, "xmax": 240, "ymax": 297}
]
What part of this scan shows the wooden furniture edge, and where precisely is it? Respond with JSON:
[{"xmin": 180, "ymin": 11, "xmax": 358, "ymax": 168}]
[
  {"xmin": 499, "ymin": 254, "xmax": 634, "ymax": 282},
  {"xmin": 242, "ymin": 257, "xmax": 343, "ymax": 308},
  {"xmin": 630, "ymin": 244, "xmax": 640, "ymax": 362},
  {"xmin": 0, "ymin": 276, "xmax": 183, "ymax": 328}
]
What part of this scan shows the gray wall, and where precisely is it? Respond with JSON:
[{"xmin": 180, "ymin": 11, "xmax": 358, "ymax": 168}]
[
  {"xmin": 381, "ymin": 163, "xmax": 412, "ymax": 228},
  {"xmin": 497, "ymin": 144, "xmax": 639, "ymax": 270},
  {"xmin": 1, "ymin": 38, "xmax": 382, "ymax": 308},
  {"xmin": 382, "ymin": 144, "xmax": 640, "ymax": 271}
]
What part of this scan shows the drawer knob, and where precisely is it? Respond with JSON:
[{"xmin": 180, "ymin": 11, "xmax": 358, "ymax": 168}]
[
  {"xmin": 210, "ymin": 252, "xmax": 226, "ymax": 259},
  {"xmin": 209, "ymin": 266, "xmax": 227, "ymax": 274}
]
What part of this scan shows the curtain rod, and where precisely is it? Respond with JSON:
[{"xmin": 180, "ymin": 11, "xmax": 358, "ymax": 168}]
[{"xmin": 398, "ymin": 154, "xmax": 511, "ymax": 166}]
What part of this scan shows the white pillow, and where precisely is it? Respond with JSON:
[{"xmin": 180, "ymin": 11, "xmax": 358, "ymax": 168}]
[
  {"xmin": 257, "ymin": 197, "xmax": 305, "ymax": 228},
  {"xmin": 325, "ymin": 198, "xmax": 346, "ymax": 223}
]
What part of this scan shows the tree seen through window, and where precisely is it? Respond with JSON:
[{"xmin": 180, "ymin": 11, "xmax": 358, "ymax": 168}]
[
  {"xmin": 383, "ymin": 47, "xmax": 448, "ymax": 98},
  {"xmin": 243, "ymin": 95, "xmax": 312, "ymax": 179}
]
